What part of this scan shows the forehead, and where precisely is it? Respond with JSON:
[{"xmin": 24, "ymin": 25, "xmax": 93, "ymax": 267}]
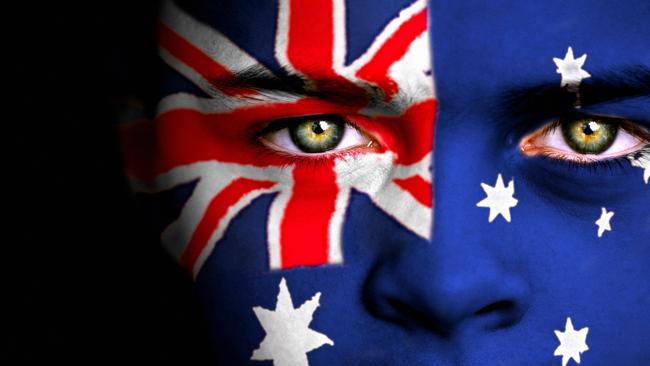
[
  {"xmin": 174, "ymin": 0, "xmax": 419, "ymax": 74},
  {"xmin": 432, "ymin": 1, "xmax": 650, "ymax": 106}
]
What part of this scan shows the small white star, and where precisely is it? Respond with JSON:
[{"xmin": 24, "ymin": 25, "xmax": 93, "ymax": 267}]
[
  {"xmin": 476, "ymin": 174, "xmax": 518, "ymax": 223},
  {"xmin": 251, "ymin": 278, "xmax": 334, "ymax": 366},
  {"xmin": 553, "ymin": 47, "xmax": 591, "ymax": 91},
  {"xmin": 554, "ymin": 317, "xmax": 589, "ymax": 366},
  {"xmin": 627, "ymin": 150, "xmax": 650, "ymax": 184},
  {"xmin": 595, "ymin": 207, "xmax": 614, "ymax": 238}
]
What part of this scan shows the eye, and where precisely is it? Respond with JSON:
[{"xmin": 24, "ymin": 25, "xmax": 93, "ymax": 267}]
[
  {"xmin": 520, "ymin": 116, "xmax": 649, "ymax": 163},
  {"xmin": 259, "ymin": 115, "xmax": 376, "ymax": 155}
]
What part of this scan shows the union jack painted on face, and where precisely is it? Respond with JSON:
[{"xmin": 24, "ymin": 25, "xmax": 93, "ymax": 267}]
[{"xmin": 120, "ymin": 0, "xmax": 436, "ymax": 277}]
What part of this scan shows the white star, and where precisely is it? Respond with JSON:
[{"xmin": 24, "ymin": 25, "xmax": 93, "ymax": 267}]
[
  {"xmin": 251, "ymin": 278, "xmax": 334, "ymax": 366},
  {"xmin": 476, "ymin": 174, "xmax": 518, "ymax": 223},
  {"xmin": 554, "ymin": 317, "xmax": 589, "ymax": 366},
  {"xmin": 595, "ymin": 207, "xmax": 614, "ymax": 238},
  {"xmin": 627, "ymin": 150, "xmax": 650, "ymax": 184},
  {"xmin": 553, "ymin": 47, "xmax": 591, "ymax": 91}
]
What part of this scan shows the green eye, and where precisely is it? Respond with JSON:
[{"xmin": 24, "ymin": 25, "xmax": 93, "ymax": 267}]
[
  {"xmin": 289, "ymin": 117, "xmax": 345, "ymax": 153},
  {"xmin": 561, "ymin": 118, "xmax": 619, "ymax": 154}
]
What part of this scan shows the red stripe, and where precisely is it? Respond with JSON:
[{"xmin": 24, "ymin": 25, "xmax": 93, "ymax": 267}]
[
  {"xmin": 352, "ymin": 99, "xmax": 436, "ymax": 165},
  {"xmin": 119, "ymin": 98, "xmax": 362, "ymax": 181},
  {"xmin": 393, "ymin": 176, "xmax": 432, "ymax": 208},
  {"xmin": 285, "ymin": 0, "xmax": 367, "ymax": 100},
  {"xmin": 179, "ymin": 178, "xmax": 277, "ymax": 271},
  {"xmin": 158, "ymin": 21, "xmax": 255, "ymax": 96},
  {"xmin": 286, "ymin": 0, "xmax": 335, "ymax": 77},
  {"xmin": 355, "ymin": 9, "xmax": 427, "ymax": 99},
  {"xmin": 280, "ymin": 161, "xmax": 338, "ymax": 268}
]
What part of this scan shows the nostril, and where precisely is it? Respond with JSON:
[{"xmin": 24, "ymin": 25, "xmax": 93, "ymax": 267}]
[
  {"xmin": 384, "ymin": 297, "xmax": 450, "ymax": 334},
  {"xmin": 386, "ymin": 298, "xmax": 425, "ymax": 325},
  {"xmin": 474, "ymin": 300, "xmax": 524, "ymax": 330},
  {"xmin": 474, "ymin": 300, "xmax": 514, "ymax": 316}
]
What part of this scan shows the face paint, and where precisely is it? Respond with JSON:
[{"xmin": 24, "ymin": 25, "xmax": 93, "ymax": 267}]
[
  {"xmin": 122, "ymin": 0, "xmax": 435, "ymax": 277},
  {"xmin": 120, "ymin": 0, "xmax": 650, "ymax": 364},
  {"xmin": 432, "ymin": 1, "xmax": 650, "ymax": 365}
]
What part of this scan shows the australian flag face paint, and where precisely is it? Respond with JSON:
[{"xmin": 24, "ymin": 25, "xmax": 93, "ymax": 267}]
[{"xmin": 120, "ymin": 0, "xmax": 650, "ymax": 364}]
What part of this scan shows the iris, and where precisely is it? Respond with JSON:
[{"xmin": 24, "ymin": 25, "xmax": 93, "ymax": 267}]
[
  {"xmin": 561, "ymin": 118, "xmax": 618, "ymax": 154},
  {"xmin": 289, "ymin": 118, "xmax": 345, "ymax": 153}
]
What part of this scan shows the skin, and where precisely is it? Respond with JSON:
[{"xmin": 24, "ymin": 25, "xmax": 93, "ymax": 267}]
[{"xmin": 122, "ymin": 0, "xmax": 650, "ymax": 364}]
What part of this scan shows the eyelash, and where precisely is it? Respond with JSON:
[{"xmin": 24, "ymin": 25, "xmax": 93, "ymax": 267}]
[
  {"xmin": 256, "ymin": 113, "xmax": 649, "ymax": 173},
  {"xmin": 521, "ymin": 114, "xmax": 649, "ymax": 166},
  {"xmin": 254, "ymin": 116, "xmax": 377, "ymax": 168},
  {"xmin": 254, "ymin": 146, "xmax": 360, "ymax": 168},
  {"xmin": 546, "ymin": 153, "xmax": 632, "ymax": 173}
]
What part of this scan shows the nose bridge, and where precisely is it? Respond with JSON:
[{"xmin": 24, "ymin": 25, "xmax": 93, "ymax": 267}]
[
  {"xmin": 364, "ymin": 108, "xmax": 530, "ymax": 334},
  {"xmin": 432, "ymin": 109, "xmax": 500, "ymax": 240}
]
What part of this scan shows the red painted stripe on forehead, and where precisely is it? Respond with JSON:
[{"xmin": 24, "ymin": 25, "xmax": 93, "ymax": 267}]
[
  {"xmin": 285, "ymin": 0, "xmax": 367, "ymax": 99},
  {"xmin": 355, "ymin": 8, "xmax": 427, "ymax": 100},
  {"xmin": 285, "ymin": 0, "xmax": 337, "ymax": 77},
  {"xmin": 179, "ymin": 178, "xmax": 277, "ymax": 272},
  {"xmin": 280, "ymin": 162, "xmax": 337, "ymax": 268},
  {"xmin": 158, "ymin": 21, "xmax": 256, "ymax": 96}
]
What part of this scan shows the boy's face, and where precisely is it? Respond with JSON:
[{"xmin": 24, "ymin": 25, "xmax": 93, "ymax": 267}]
[{"xmin": 121, "ymin": 0, "xmax": 650, "ymax": 364}]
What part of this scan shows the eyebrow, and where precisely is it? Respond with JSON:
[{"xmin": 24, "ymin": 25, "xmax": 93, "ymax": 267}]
[
  {"xmin": 210, "ymin": 65, "xmax": 374, "ymax": 106},
  {"xmin": 499, "ymin": 65, "xmax": 650, "ymax": 123}
]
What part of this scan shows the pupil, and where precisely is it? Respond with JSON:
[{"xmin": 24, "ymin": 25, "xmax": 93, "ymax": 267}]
[
  {"xmin": 581, "ymin": 121, "xmax": 600, "ymax": 136},
  {"xmin": 312, "ymin": 121, "xmax": 328, "ymax": 135},
  {"xmin": 288, "ymin": 116, "xmax": 344, "ymax": 153},
  {"xmin": 560, "ymin": 118, "xmax": 618, "ymax": 155}
]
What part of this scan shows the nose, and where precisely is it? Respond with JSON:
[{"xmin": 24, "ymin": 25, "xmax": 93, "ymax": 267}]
[
  {"xmin": 364, "ymin": 239, "xmax": 530, "ymax": 335},
  {"xmin": 365, "ymin": 112, "xmax": 531, "ymax": 335},
  {"xmin": 362, "ymin": 95, "xmax": 533, "ymax": 334}
]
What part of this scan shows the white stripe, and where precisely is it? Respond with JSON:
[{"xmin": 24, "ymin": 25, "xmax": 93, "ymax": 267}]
[
  {"xmin": 267, "ymin": 184, "xmax": 293, "ymax": 269},
  {"xmin": 328, "ymin": 187, "xmax": 350, "ymax": 264},
  {"xmin": 393, "ymin": 153, "xmax": 432, "ymax": 182},
  {"xmin": 274, "ymin": 0, "xmax": 297, "ymax": 75},
  {"xmin": 159, "ymin": 48, "xmax": 223, "ymax": 97},
  {"xmin": 335, "ymin": 151, "xmax": 396, "ymax": 194},
  {"xmin": 331, "ymin": 0, "xmax": 347, "ymax": 73},
  {"xmin": 161, "ymin": 173, "xmax": 231, "ymax": 260},
  {"xmin": 388, "ymin": 31, "xmax": 435, "ymax": 103},
  {"xmin": 192, "ymin": 186, "xmax": 279, "ymax": 278},
  {"xmin": 161, "ymin": 0, "xmax": 272, "ymax": 76},
  {"xmin": 367, "ymin": 182, "xmax": 432, "ymax": 239},
  {"xmin": 344, "ymin": 0, "xmax": 426, "ymax": 73},
  {"xmin": 128, "ymin": 161, "xmax": 213, "ymax": 194},
  {"xmin": 334, "ymin": 151, "xmax": 432, "ymax": 241},
  {"xmin": 156, "ymin": 92, "xmax": 303, "ymax": 116},
  {"xmin": 130, "ymin": 160, "xmax": 292, "ymax": 266}
]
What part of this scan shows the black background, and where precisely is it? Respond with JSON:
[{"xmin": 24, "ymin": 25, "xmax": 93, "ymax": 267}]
[{"xmin": 9, "ymin": 2, "xmax": 214, "ymax": 364}]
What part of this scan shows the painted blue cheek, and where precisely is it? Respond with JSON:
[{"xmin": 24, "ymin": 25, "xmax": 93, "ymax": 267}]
[{"xmin": 429, "ymin": 0, "xmax": 650, "ymax": 364}]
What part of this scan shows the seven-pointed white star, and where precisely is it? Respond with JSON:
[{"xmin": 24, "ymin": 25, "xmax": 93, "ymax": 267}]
[
  {"xmin": 251, "ymin": 278, "xmax": 334, "ymax": 366},
  {"xmin": 554, "ymin": 317, "xmax": 589, "ymax": 366},
  {"xmin": 628, "ymin": 150, "xmax": 650, "ymax": 184},
  {"xmin": 553, "ymin": 47, "xmax": 591, "ymax": 91},
  {"xmin": 595, "ymin": 207, "xmax": 614, "ymax": 238},
  {"xmin": 476, "ymin": 174, "xmax": 518, "ymax": 223}
]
